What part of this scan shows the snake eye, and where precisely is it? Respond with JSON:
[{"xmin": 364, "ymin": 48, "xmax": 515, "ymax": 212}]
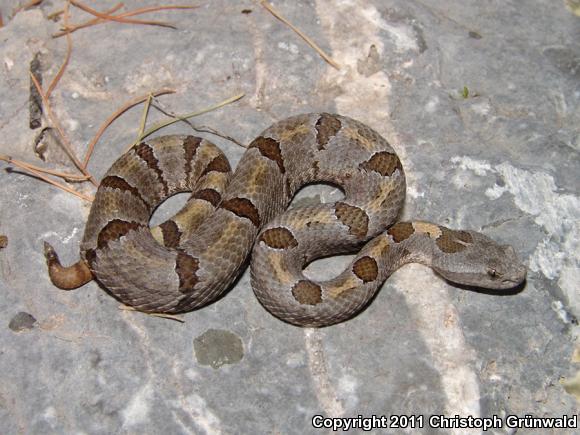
[{"xmin": 487, "ymin": 268, "xmax": 501, "ymax": 279}]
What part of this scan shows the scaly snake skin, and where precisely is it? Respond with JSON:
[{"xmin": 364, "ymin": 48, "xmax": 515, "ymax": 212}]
[{"xmin": 45, "ymin": 113, "xmax": 526, "ymax": 327}]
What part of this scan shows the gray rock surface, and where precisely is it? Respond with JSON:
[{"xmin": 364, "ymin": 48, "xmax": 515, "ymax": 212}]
[{"xmin": 0, "ymin": 1, "xmax": 578, "ymax": 433}]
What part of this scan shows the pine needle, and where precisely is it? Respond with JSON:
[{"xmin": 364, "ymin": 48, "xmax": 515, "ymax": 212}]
[
  {"xmin": 119, "ymin": 306, "xmax": 185, "ymax": 322},
  {"xmin": 55, "ymin": 4, "xmax": 199, "ymax": 37},
  {"xmin": 46, "ymin": 1, "xmax": 72, "ymax": 98},
  {"xmin": 53, "ymin": 3, "xmax": 124, "ymax": 38},
  {"xmin": 13, "ymin": 0, "xmax": 43, "ymax": 14},
  {"xmin": 0, "ymin": 154, "xmax": 89, "ymax": 181},
  {"xmin": 1, "ymin": 155, "xmax": 93, "ymax": 202},
  {"xmin": 260, "ymin": 1, "xmax": 340, "ymax": 70},
  {"xmin": 69, "ymin": 0, "xmax": 177, "ymax": 29}
]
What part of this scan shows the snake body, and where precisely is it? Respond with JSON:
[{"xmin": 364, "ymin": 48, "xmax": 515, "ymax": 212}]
[{"xmin": 45, "ymin": 113, "xmax": 526, "ymax": 326}]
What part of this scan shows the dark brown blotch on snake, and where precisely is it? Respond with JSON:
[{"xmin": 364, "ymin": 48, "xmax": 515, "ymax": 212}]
[
  {"xmin": 100, "ymin": 175, "xmax": 150, "ymax": 208},
  {"xmin": 334, "ymin": 202, "xmax": 369, "ymax": 238},
  {"xmin": 359, "ymin": 151, "xmax": 402, "ymax": 177},
  {"xmin": 175, "ymin": 251, "xmax": 199, "ymax": 293},
  {"xmin": 97, "ymin": 219, "xmax": 143, "ymax": 249},
  {"xmin": 201, "ymin": 154, "xmax": 231, "ymax": 177},
  {"xmin": 220, "ymin": 197, "xmax": 261, "ymax": 227},
  {"xmin": 192, "ymin": 188, "xmax": 222, "ymax": 207},
  {"xmin": 436, "ymin": 227, "xmax": 473, "ymax": 254},
  {"xmin": 183, "ymin": 136, "xmax": 202, "ymax": 174},
  {"xmin": 159, "ymin": 220, "xmax": 181, "ymax": 249},
  {"xmin": 315, "ymin": 113, "xmax": 342, "ymax": 149},
  {"xmin": 249, "ymin": 136, "xmax": 286, "ymax": 173},
  {"xmin": 134, "ymin": 142, "xmax": 168, "ymax": 195},
  {"xmin": 292, "ymin": 280, "xmax": 323, "ymax": 305},
  {"xmin": 259, "ymin": 227, "xmax": 298, "ymax": 249},
  {"xmin": 387, "ymin": 222, "xmax": 414, "ymax": 243},
  {"xmin": 352, "ymin": 256, "xmax": 379, "ymax": 283}
]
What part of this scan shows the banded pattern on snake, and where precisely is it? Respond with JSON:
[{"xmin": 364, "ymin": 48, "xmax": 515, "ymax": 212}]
[{"xmin": 45, "ymin": 113, "xmax": 526, "ymax": 327}]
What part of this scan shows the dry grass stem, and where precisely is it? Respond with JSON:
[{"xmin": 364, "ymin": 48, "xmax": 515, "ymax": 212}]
[
  {"xmin": 137, "ymin": 94, "xmax": 154, "ymax": 140},
  {"xmin": 132, "ymin": 92, "xmax": 245, "ymax": 147},
  {"xmin": 151, "ymin": 100, "xmax": 246, "ymax": 148},
  {"xmin": 149, "ymin": 313, "xmax": 185, "ymax": 322},
  {"xmin": 260, "ymin": 0, "xmax": 340, "ymax": 70},
  {"xmin": 82, "ymin": 89, "xmax": 175, "ymax": 168},
  {"xmin": 192, "ymin": 125, "xmax": 246, "ymax": 148}
]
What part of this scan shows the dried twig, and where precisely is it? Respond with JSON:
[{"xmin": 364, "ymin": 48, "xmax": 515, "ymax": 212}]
[
  {"xmin": 29, "ymin": 53, "xmax": 43, "ymax": 129},
  {"xmin": 260, "ymin": 0, "xmax": 340, "ymax": 70},
  {"xmin": 29, "ymin": 72, "xmax": 98, "ymax": 186},
  {"xmin": 82, "ymin": 89, "xmax": 175, "ymax": 168}
]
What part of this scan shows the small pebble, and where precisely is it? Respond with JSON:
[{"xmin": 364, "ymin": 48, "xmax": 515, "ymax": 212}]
[{"xmin": 9, "ymin": 312, "xmax": 37, "ymax": 332}]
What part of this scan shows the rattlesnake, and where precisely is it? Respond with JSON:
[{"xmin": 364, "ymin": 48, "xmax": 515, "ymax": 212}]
[{"xmin": 45, "ymin": 113, "xmax": 526, "ymax": 327}]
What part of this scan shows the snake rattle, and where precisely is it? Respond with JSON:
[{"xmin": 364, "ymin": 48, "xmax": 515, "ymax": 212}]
[{"xmin": 45, "ymin": 113, "xmax": 526, "ymax": 326}]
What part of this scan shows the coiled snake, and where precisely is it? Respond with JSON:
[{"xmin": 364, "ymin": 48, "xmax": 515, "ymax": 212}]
[{"xmin": 45, "ymin": 113, "xmax": 526, "ymax": 327}]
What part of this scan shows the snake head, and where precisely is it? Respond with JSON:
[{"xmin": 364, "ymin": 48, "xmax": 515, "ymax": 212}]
[{"xmin": 431, "ymin": 231, "xmax": 527, "ymax": 290}]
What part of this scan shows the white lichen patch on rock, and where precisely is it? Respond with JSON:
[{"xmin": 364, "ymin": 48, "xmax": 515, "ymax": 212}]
[
  {"xmin": 337, "ymin": 373, "xmax": 359, "ymax": 409},
  {"xmin": 358, "ymin": 7, "xmax": 419, "ymax": 53},
  {"xmin": 170, "ymin": 393, "xmax": 223, "ymax": 435},
  {"xmin": 450, "ymin": 156, "xmax": 580, "ymax": 314},
  {"xmin": 122, "ymin": 383, "xmax": 154, "ymax": 429}
]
